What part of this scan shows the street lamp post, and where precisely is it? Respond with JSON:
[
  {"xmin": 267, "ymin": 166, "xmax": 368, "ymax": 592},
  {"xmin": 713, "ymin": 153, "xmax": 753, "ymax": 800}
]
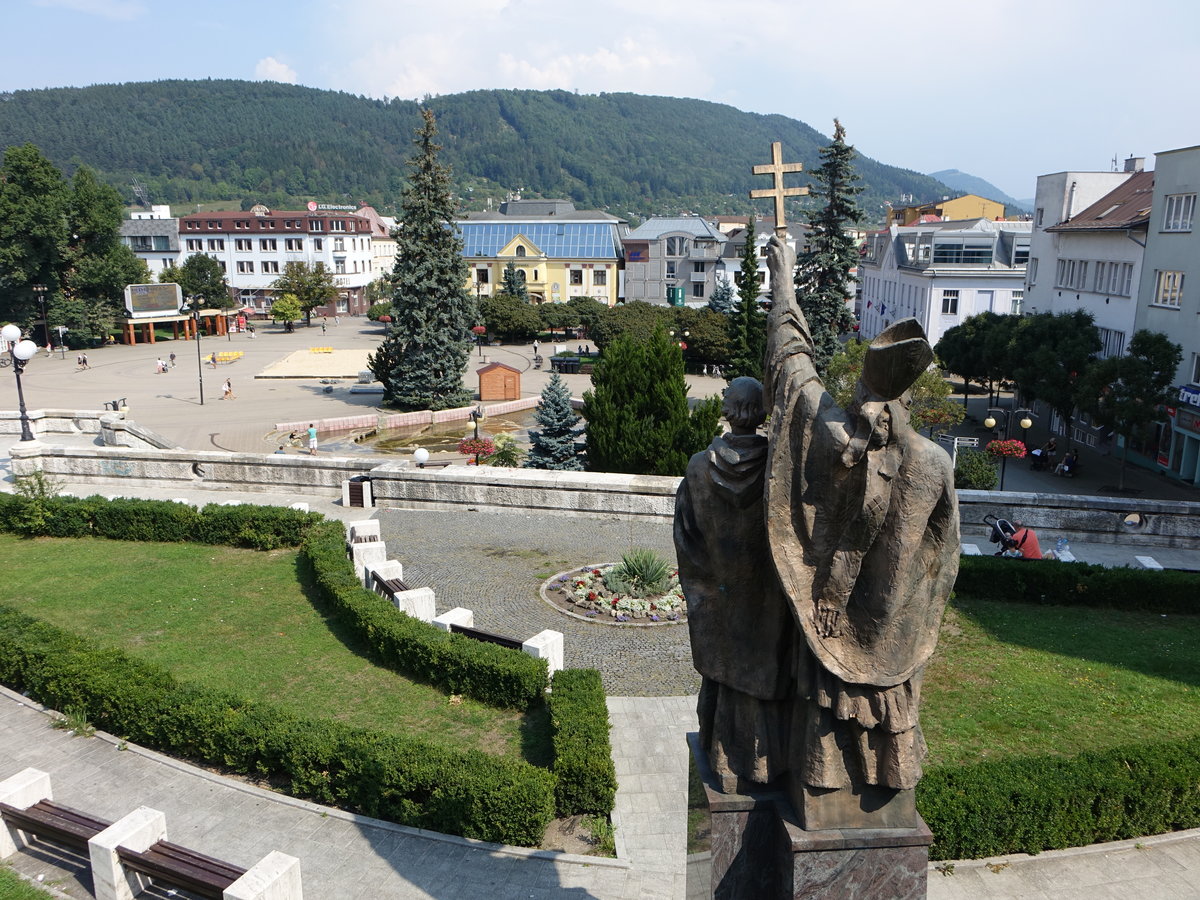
[
  {"xmin": 2, "ymin": 324, "xmax": 39, "ymax": 442},
  {"xmin": 984, "ymin": 406, "xmax": 1033, "ymax": 491},
  {"xmin": 31, "ymin": 285, "xmax": 49, "ymax": 350},
  {"xmin": 188, "ymin": 297, "xmax": 205, "ymax": 406}
]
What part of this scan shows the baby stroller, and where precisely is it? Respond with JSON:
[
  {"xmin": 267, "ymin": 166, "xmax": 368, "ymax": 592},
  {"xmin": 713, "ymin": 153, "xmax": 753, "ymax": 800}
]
[{"xmin": 983, "ymin": 514, "xmax": 1019, "ymax": 556}]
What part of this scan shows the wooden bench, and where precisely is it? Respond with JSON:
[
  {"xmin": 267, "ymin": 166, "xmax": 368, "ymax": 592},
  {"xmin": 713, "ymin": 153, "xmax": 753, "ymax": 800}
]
[
  {"xmin": 118, "ymin": 839, "xmax": 246, "ymax": 900},
  {"xmin": 449, "ymin": 622, "xmax": 524, "ymax": 651},
  {"xmin": 0, "ymin": 798, "xmax": 110, "ymax": 851},
  {"xmin": 371, "ymin": 570, "xmax": 411, "ymax": 600}
]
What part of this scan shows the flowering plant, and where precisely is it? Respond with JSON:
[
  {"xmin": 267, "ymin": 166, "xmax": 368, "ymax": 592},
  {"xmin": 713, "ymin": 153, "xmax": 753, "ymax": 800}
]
[
  {"xmin": 986, "ymin": 438, "xmax": 1027, "ymax": 459},
  {"xmin": 555, "ymin": 562, "xmax": 687, "ymax": 621},
  {"xmin": 457, "ymin": 437, "xmax": 495, "ymax": 458}
]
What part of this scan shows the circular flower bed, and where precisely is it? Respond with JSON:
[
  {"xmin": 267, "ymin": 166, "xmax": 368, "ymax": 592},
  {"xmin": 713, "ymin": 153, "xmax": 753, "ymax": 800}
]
[{"xmin": 541, "ymin": 564, "xmax": 687, "ymax": 625}]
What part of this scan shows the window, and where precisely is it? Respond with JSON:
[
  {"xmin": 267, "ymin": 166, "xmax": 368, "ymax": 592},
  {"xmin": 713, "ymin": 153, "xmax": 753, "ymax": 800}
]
[
  {"xmin": 941, "ymin": 290, "xmax": 959, "ymax": 315},
  {"xmin": 1011, "ymin": 290, "xmax": 1023, "ymax": 315},
  {"xmin": 693, "ymin": 261, "xmax": 706, "ymax": 273},
  {"xmin": 186, "ymin": 239, "xmax": 202, "ymax": 251},
  {"xmin": 207, "ymin": 239, "xmax": 224, "ymax": 251},
  {"xmin": 334, "ymin": 260, "xmax": 346, "ymax": 274},
  {"xmin": 262, "ymin": 261, "xmax": 280, "ymax": 274},
  {"xmin": 206, "ymin": 220, "xmax": 220, "ymax": 229},
  {"xmin": 285, "ymin": 238, "xmax": 303, "ymax": 251},
  {"xmin": 1036, "ymin": 208, "xmax": 1044, "ymax": 227},
  {"xmin": 1192, "ymin": 353, "xmax": 1200, "ymax": 384},
  {"xmin": 337, "ymin": 297, "xmax": 349, "ymax": 313},
  {"xmin": 1012, "ymin": 241, "xmax": 1029, "ymax": 266},
  {"xmin": 237, "ymin": 261, "xmax": 255, "ymax": 274},
  {"xmin": 1075, "ymin": 261, "xmax": 1088, "ymax": 290},
  {"xmin": 515, "ymin": 246, "xmax": 526, "ymax": 257},
  {"xmin": 309, "ymin": 220, "xmax": 323, "ymax": 232},
  {"xmin": 1153, "ymin": 270, "xmax": 1185, "ymax": 307},
  {"xmin": 666, "ymin": 261, "xmax": 677, "ymax": 279},
  {"xmin": 313, "ymin": 239, "xmax": 323, "ymax": 251},
  {"xmin": 333, "ymin": 237, "xmax": 345, "ymax": 252},
  {"xmin": 186, "ymin": 221, "xmax": 199, "ymax": 230},
  {"xmin": 330, "ymin": 220, "xmax": 345, "ymax": 232},
  {"xmin": 130, "ymin": 236, "xmax": 152, "ymax": 250},
  {"xmin": 1097, "ymin": 327, "xmax": 1126, "ymax": 359},
  {"xmin": 665, "ymin": 237, "xmax": 687, "ymax": 257},
  {"xmin": 152, "ymin": 236, "xmax": 169, "ymax": 251},
  {"xmin": 569, "ymin": 269, "xmax": 583, "ymax": 285},
  {"xmin": 1028, "ymin": 257, "xmax": 1038, "ymax": 285},
  {"xmin": 217, "ymin": 261, "xmax": 226, "ymax": 272},
  {"xmin": 235, "ymin": 221, "xmax": 249, "ymax": 230},
  {"xmin": 932, "ymin": 240, "xmax": 992, "ymax": 264},
  {"xmin": 1163, "ymin": 194, "xmax": 1196, "ymax": 232},
  {"xmin": 593, "ymin": 269, "xmax": 607, "ymax": 286},
  {"xmin": 235, "ymin": 239, "xmax": 252, "ymax": 251},
  {"xmin": 1093, "ymin": 262, "xmax": 1106, "ymax": 292},
  {"xmin": 476, "ymin": 268, "xmax": 489, "ymax": 284},
  {"xmin": 260, "ymin": 239, "xmax": 277, "ymax": 251},
  {"xmin": 692, "ymin": 282, "xmax": 705, "ymax": 298}
]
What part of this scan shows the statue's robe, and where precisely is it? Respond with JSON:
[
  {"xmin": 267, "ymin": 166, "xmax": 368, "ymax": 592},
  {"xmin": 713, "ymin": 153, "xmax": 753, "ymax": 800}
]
[
  {"xmin": 675, "ymin": 432, "xmax": 793, "ymax": 787},
  {"xmin": 763, "ymin": 305, "xmax": 959, "ymax": 791}
]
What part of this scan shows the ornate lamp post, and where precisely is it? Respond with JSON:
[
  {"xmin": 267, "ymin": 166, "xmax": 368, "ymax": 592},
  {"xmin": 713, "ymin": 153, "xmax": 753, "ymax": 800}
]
[
  {"xmin": 31, "ymin": 285, "xmax": 49, "ymax": 349},
  {"xmin": 984, "ymin": 406, "xmax": 1033, "ymax": 491},
  {"xmin": 2, "ymin": 324, "xmax": 39, "ymax": 442},
  {"xmin": 187, "ymin": 296, "xmax": 205, "ymax": 406}
]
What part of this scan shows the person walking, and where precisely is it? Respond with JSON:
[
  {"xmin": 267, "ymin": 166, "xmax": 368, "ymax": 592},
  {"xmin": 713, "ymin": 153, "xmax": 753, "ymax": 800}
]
[
  {"xmin": 307, "ymin": 423, "xmax": 318, "ymax": 455},
  {"xmin": 169, "ymin": 352, "xmax": 176, "ymax": 368},
  {"xmin": 156, "ymin": 357, "xmax": 167, "ymax": 374},
  {"xmin": 222, "ymin": 378, "xmax": 235, "ymax": 400},
  {"xmin": 209, "ymin": 352, "xmax": 218, "ymax": 368},
  {"xmin": 80, "ymin": 353, "xmax": 89, "ymax": 370}
]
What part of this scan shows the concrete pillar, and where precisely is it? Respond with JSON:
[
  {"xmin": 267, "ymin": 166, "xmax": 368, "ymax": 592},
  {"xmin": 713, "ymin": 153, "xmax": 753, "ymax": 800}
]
[
  {"xmin": 223, "ymin": 850, "xmax": 303, "ymax": 900},
  {"xmin": 393, "ymin": 587, "xmax": 436, "ymax": 622},
  {"xmin": 89, "ymin": 806, "xmax": 167, "ymax": 900},
  {"xmin": 523, "ymin": 629, "xmax": 564, "ymax": 675},
  {"xmin": 432, "ymin": 608, "xmax": 474, "ymax": 632},
  {"xmin": 0, "ymin": 768, "xmax": 52, "ymax": 858}
]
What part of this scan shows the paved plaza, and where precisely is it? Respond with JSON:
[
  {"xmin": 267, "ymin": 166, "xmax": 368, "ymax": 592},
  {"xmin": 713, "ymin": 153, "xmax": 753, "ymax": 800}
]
[{"xmin": 3, "ymin": 318, "xmax": 1200, "ymax": 897}]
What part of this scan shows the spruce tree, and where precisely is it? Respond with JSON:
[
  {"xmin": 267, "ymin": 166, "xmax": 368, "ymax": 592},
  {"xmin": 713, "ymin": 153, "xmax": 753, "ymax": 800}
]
[
  {"xmin": 726, "ymin": 218, "xmax": 766, "ymax": 381},
  {"xmin": 707, "ymin": 279, "xmax": 735, "ymax": 315},
  {"xmin": 525, "ymin": 372, "xmax": 585, "ymax": 470},
  {"xmin": 582, "ymin": 328, "xmax": 721, "ymax": 476},
  {"xmin": 501, "ymin": 260, "xmax": 529, "ymax": 302},
  {"xmin": 369, "ymin": 109, "xmax": 475, "ymax": 411},
  {"xmin": 795, "ymin": 119, "xmax": 864, "ymax": 376}
]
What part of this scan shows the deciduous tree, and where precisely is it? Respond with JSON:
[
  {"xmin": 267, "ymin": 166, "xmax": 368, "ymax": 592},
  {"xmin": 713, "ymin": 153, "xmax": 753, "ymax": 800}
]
[
  {"xmin": 1012, "ymin": 310, "xmax": 1101, "ymax": 449},
  {"xmin": 481, "ymin": 292, "xmax": 540, "ymax": 342},
  {"xmin": 369, "ymin": 109, "xmax": 476, "ymax": 411},
  {"xmin": 162, "ymin": 254, "xmax": 231, "ymax": 309},
  {"xmin": 271, "ymin": 260, "xmax": 338, "ymax": 324}
]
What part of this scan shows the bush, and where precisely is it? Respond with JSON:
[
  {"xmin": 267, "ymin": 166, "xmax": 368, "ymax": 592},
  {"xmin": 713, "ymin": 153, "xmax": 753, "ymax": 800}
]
[
  {"xmin": 548, "ymin": 669, "xmax": 617, "ymax": 816},
  {"xmin": 607, "ymin": 548, "xmax": 672, "ymax": 598},
  {"xmin": 0, "ymin": 605, "xmax": 556, "ymax": 845},
  {"xmin": 955, "ymin": 555, "xmax": 1200, "ymax": 614},
  {"xmin": 919, "ymin": 737, "xmax": 1200, "ymax": 859},
  {"xmin": 302, "ymin": 522, "xmax": 548, "ymax": 709},
  {"xmin": 954, "ymin": 448, "xmax": 998, "ymax": 490}
]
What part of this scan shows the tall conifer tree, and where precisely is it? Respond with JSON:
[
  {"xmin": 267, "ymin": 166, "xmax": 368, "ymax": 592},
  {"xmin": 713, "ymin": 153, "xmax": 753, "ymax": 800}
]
[
  {"xmin": 726, "ymin": 218, "xmax": 766, "ymax": 381},
  {"xmin": 369, "ymin": 109, "xmax": 475, "ymax": 410},
  {"xmin": 501, "ymin": 260, "xmax": 529, "ymax": 302},
  {"xmin": 795, "ymin": 119, "xmax": 863, "ymax": 376},
  {"xmin": 524, "ymin": 372, "xmax": 585, "ymax": 470}
]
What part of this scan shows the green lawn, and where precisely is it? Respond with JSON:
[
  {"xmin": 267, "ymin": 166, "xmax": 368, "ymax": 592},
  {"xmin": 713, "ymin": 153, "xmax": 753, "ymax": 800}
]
[
  {"xmin": 0, "ymin": 535, "xmax": 548, "ymax": 764},
  {"xmin": 923, "ymin": 597, "xmax": 1200, "ymax": 768},
  {"xmin": 0, "ymin": 867, "xmax": 56, "ymax": 900}
]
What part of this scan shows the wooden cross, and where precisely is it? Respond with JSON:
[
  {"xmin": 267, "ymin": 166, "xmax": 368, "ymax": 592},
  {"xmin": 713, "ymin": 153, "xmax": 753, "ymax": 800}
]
[{"xmin": 750, "ymin": 141, "xmax": 808, "ymax": 235}]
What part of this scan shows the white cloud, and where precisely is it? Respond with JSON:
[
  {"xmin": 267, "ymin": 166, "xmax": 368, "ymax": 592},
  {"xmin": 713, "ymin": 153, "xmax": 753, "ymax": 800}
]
[
  {"xmin": 255, "ymin": 56, "xmax": 298, "ymax": 85},
  {"xmin": 34, "ymin": 0, "xmax": 145, "ymax": 19}
]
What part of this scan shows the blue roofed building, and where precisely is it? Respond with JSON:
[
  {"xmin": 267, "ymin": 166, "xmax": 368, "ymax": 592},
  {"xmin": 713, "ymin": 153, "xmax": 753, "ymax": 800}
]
[{"xmin": 458, "ymin": 200, "xmax": 626, "ymax": 306}]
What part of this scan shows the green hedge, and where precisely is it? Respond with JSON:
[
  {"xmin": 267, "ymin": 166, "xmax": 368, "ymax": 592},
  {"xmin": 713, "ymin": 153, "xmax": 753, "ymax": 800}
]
[
  {"xmin": 301, "ymin": 521, "xmax": 549, "ymax": 710},
  {"xmin": 919, "ymin": 737, "xmax": 1200, "ymax": 860},
  {"xmin": 956, "ymin": 554, "xmax": 1200, "ymax": 614},
  {"xmin": 0, "ymin": 494, "xmax": 321, "ymax": 549},
  {"xmin": 0, "ymin": 605, "xmax": 555, "ymax": 846},
  {"xmin": 548, "ymin": 669, "xmax": 617, "ymax": 816}
]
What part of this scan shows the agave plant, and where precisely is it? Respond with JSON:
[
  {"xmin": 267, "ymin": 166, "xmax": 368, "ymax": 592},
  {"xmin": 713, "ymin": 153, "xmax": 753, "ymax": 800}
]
[{"xmin": 606, "ymin": 548, "xmax": 672, "ymax": 598}]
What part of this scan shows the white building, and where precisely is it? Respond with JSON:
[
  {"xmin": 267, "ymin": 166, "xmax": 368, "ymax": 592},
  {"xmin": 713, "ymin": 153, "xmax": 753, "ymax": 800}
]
[
  {"xmin": 858, "ymin": 218, "xmax": 1030, "ymax": 347},
  {"xmin": 120, "ymin": 216, "xmax": 180, "ymax": 277},
  {"xmin": 1025, "ymin": 160, "xmax": 1150, "ymax": 359},
  {"xmin": 176, "ymin": 204, "xmax": 376, "ymax": 316}
]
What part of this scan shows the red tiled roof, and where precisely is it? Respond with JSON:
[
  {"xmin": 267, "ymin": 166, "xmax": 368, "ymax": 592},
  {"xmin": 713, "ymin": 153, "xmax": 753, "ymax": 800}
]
[{"xmin": 1046, "ymin": 171, "xmax": 1155, "ymax": 232}]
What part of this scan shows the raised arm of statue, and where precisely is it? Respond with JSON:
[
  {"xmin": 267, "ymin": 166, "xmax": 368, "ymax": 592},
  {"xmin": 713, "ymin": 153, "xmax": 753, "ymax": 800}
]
[{"xmin": 764, "ymin": 233, "xmax": 817, "ymax": 404}]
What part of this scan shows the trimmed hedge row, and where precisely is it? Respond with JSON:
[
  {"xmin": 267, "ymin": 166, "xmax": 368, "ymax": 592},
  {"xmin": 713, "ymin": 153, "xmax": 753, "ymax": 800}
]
[
  {"xmin": 0, "ymin": 494, "xmax": 320, "ymax": 549},
  {"xmin": 301, "ymin": 521, "xmax": 549, "ymax": 710},
  {"xmin": 548, "ymin": 669, "xmax": 617, "ymax": 817},
  {"xmin": 955, "ymin": 554, "xmax": 1200, "ymax": 614},
  {"xmin": 919, "ymin": 737, "xmax": 1200, "ymax": 860},
  {"xmin": 0, "ymin": 605, "xmax": 556, "ymax": 846}
]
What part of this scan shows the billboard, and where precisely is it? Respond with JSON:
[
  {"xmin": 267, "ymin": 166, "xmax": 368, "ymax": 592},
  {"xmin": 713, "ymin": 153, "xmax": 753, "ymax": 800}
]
[{"xmin": 124, "ymin": 283, "xmax": 183, "ymax": 319}]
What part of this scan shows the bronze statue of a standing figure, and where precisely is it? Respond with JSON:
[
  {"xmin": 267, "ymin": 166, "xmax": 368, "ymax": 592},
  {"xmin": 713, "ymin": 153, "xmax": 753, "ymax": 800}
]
[{"xmin": 676, "ymin": 232, "xmax": 959, "ymax": 829}]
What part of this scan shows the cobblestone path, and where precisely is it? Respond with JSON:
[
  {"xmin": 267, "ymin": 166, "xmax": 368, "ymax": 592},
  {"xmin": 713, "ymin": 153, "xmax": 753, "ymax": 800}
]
[{"xmin": 377, "ymin": 508, "xmax": 701, "ymax": 697}]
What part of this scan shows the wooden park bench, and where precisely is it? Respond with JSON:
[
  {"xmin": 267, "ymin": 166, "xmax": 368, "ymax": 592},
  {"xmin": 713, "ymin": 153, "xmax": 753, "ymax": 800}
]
[
  {"xmin": 449, "ymin": 622, "xmax": 524, "ymax": 651},
  {"xmin": 118, "ymin": 839, "xmax": 246, "ymax": 900},
  {"xmin": 371, "ymin": 570, "xmax": 411, "ymax": 602},
  {"xmin": 308, "ymin": 346, "xmax": 333, "ymax": 354},
  {"xmin": 0, "ymin": 798, "xmax": 110, "ymax": 852}
]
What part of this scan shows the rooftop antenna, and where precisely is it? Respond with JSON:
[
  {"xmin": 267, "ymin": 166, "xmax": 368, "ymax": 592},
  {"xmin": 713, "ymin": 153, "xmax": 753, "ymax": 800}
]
[
  {"xmin": 1111, "ymin": 154, "xmax": 1118, "ymax": 172},
  {"xmin": 131, "ymin": 177, "xmax": 151, "ymax": 208}
]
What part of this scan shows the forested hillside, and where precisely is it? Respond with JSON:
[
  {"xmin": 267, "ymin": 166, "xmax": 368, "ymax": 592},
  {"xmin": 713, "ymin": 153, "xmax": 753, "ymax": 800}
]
[{"xmin": 0, "ymin": 80, "xmax": 954, "ymax": 223}]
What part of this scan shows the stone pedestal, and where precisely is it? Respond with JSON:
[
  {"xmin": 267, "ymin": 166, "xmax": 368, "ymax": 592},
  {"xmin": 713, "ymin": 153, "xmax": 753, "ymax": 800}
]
[{"xmin": 687, "ymin": 734, "xmax": 932, "ymax": 899}]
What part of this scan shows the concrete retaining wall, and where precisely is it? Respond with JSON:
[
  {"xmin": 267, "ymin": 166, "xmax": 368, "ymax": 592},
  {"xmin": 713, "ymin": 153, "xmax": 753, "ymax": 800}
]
[
  {"xmin": 8, "ymin": 438, "xmax": 1200, "ymax": 548},
  {"xmin": 0, "ymin": 409, "xmax": 108, "ymax": 438}
]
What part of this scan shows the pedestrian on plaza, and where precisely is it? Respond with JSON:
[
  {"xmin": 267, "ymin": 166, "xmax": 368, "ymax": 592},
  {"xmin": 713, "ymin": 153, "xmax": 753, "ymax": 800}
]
[
  {"xmin": 275, "ymin": 445, "xmax": 287, "ymax": 454},
  {"xmin": 1057, "ymin": 448, "xmax": 1079, "ymax": 477},
  {"xmin": 321, "ymin": 321, "xmax": 327, "ymax": 334},
  {"xmin": 222, "ymin": 378, "xmax": 235, "ymax": 400},
  {"xmin": 533, "ymin": 339, "xmax": 539, "ymax": 356},
  {"xmin": 307, "ymin": 423, "xmax": 318, "ymax": 455},
  {"xmin": 76, "ymin": 353, "xmax": 84, "ymax": 370},
  {"xmin": 169, "ymin": 352, "xmax": 176, "ymax": 368},
  {"xmin": 156, "ymin": 357, "xmax": 167, "ymax": 374},
  {"xmin": 209, "ymin": 352, "xmax": 217, "ymax": 368},
  {"xmin": 334, "ymin": 316, "xmax": 340, "ymax": 326},
  {"xmin": 80, "ymin": 353, "xmax": 88, "ymax": 370},
  {"xmin": 248, "ymin": 324, "xmax": 256, "ymax": 339}
]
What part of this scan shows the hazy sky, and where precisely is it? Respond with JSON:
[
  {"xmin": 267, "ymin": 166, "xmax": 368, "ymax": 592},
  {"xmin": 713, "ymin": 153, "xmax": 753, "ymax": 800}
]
[{"xmin": 5, "ymin": 0, "xmax": 1198, "ymax": 201}]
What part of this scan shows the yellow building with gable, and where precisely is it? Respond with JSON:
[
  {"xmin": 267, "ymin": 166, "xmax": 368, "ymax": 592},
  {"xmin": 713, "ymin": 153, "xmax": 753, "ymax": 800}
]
[{"xmin": 889, "ymin": 193, "xmax": 1006, "ymax": 226}]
